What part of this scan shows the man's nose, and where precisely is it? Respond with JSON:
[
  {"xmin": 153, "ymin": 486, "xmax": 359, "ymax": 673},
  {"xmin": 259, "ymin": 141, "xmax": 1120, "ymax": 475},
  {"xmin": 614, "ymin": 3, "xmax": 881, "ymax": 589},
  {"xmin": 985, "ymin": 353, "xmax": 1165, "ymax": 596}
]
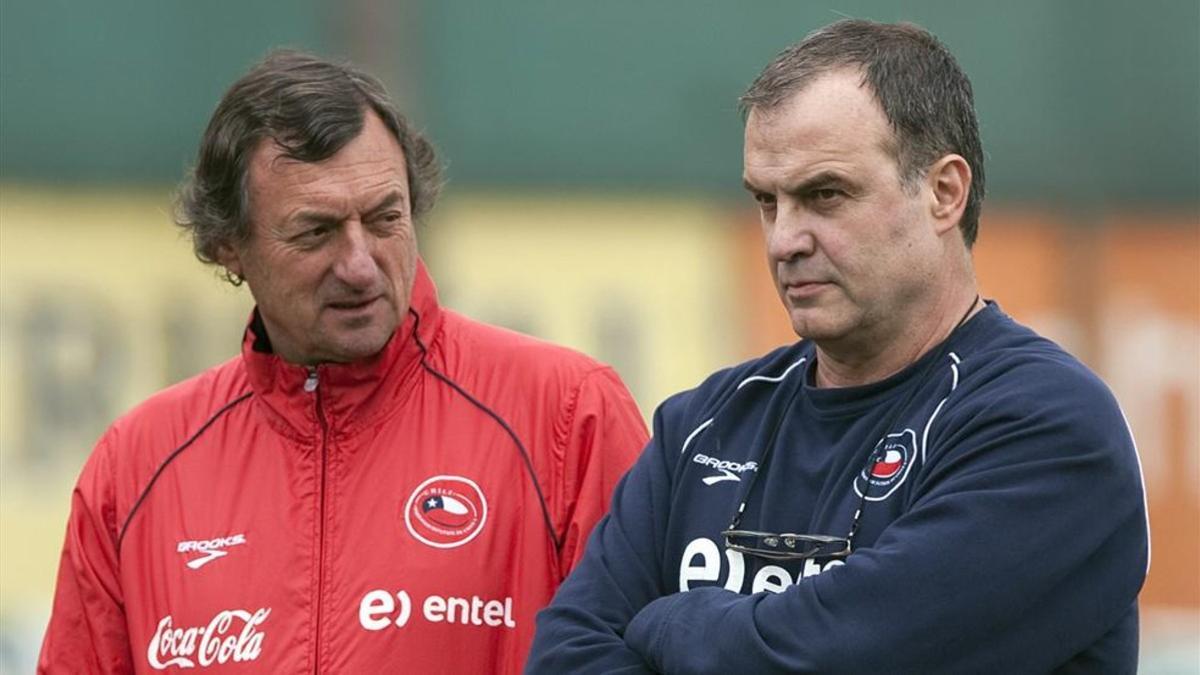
[
  {"xmin": 765, "ymin": 206, "xmax": 817, "ymax": 262},
  {"xmin": 332, "ymin": 221, "xmax": 378, "ymax": 287}
]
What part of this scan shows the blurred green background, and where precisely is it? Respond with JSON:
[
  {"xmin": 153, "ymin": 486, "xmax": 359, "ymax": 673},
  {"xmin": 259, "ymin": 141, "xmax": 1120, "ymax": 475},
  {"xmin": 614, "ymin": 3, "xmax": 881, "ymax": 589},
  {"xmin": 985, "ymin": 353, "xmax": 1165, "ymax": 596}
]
[
  {"xmin": 1, "ymin": 0, "xmax": 1197, "ymax": 671},
  {"xmin": 2, "ymin": 0, "xmax": 1198, "ymax": 200}
]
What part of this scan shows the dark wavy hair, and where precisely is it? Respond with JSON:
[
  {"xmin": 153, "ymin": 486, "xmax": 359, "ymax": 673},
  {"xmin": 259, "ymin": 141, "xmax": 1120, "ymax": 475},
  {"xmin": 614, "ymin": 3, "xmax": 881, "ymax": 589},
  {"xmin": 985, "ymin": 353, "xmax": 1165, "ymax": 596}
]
[
  {"xmin": 741, "ymin": 20, "xmax": 985, "ymax": 247},
  {"xmin": 175, "ymin": 50, "xmax": 443, "ymax": 283}
]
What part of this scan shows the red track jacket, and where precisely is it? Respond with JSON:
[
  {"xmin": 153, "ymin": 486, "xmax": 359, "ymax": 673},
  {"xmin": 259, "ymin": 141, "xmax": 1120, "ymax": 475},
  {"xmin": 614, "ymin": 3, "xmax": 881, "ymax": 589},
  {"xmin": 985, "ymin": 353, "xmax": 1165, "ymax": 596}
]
[{"xmin": 39, "ymin": 262, "xmax": 648, "ymax": 674}]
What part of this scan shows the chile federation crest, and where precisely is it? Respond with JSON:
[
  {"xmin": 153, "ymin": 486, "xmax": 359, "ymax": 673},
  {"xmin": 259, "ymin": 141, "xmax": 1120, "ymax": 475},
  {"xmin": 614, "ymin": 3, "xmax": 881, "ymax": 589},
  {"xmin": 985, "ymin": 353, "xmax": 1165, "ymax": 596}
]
[{"xmin": 404, "ymin": 475, "xmax": 488, "ymax": 549}]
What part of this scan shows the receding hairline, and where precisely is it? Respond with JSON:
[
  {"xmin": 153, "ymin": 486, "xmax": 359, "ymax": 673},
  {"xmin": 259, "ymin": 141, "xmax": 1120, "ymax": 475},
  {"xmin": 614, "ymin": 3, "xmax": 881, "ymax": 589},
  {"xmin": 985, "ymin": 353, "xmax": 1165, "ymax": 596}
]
[
  {"xmin": 743, "ymin": 67, "xmax": 906, "ymax": 171},
  {"xmin": 744, "ymin": 64, "xmax": 873, "ymax": 116}
]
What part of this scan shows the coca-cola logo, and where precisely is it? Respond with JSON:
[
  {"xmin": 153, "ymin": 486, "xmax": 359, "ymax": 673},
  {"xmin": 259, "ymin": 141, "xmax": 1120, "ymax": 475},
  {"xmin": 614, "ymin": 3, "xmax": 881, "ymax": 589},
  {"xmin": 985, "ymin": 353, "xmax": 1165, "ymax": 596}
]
[{"xmin": 146, "ymin": 608, "xmax": 270, "ymax": 669}]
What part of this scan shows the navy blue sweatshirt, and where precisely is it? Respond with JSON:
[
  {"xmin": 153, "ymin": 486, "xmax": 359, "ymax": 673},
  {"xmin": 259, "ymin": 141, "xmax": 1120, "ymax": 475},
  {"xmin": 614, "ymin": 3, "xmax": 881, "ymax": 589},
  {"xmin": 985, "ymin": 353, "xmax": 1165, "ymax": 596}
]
[{"xmin": 527, "ymin": 304, "xmax": 1148, "ymax": 674}]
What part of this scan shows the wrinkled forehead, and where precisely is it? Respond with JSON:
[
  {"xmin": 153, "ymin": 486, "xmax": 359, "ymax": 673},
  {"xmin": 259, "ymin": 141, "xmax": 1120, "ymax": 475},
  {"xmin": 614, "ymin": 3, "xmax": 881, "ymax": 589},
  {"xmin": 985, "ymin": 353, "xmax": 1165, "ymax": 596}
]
[{"xmin": 244, "ymin": 114, "xmax": 410, "ymax": 217}]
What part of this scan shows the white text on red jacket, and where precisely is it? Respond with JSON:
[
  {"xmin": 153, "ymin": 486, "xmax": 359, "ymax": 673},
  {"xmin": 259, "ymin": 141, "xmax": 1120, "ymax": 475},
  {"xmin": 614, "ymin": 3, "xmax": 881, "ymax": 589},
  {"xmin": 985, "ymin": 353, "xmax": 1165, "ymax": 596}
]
[{"xmin": 146, "ymin": 608, "xmax": 270, "ymax": 669}]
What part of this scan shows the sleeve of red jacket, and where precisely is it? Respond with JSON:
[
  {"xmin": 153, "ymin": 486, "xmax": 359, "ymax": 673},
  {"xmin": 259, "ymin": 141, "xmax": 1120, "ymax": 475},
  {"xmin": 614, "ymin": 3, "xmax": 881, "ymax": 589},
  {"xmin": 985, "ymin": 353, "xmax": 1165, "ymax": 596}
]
[
  {"xmin": 38, "ymin": 432, "xmax": 135, "ymax": 674},
  {"xmin": 555, "ymin": 366, "xmax": 649, "ymax": 575},
  {"xmin": 526, "ymin": 396, "xmax": 680, "ymax": 675}
]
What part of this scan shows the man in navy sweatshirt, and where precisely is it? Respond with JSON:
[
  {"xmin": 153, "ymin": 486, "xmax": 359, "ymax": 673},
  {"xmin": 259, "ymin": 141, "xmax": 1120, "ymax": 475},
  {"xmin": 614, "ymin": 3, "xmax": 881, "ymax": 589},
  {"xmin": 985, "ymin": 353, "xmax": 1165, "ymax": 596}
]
[{"xmin": 526, "ymin": 19, "xmax": 1149, "ymax": 674}]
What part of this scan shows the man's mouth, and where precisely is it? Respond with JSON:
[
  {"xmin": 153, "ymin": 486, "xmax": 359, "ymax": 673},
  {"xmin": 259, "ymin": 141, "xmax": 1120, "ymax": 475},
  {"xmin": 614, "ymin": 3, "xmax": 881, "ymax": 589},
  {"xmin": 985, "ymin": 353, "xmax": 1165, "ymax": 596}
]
[
  {"xmin": 326, "ymin": 296, "xmax": 381, "ymax": 312},
  {"xmin": 782, "ymin": 280, "xmax": 831, "ymax": 300}
]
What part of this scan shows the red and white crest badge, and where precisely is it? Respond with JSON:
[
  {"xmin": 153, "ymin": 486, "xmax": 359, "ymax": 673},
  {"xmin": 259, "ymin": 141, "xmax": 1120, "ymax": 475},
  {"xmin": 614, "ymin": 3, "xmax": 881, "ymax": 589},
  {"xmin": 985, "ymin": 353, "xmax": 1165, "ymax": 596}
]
[
  {"xmin": 403, "ymin": 475, "xmax": 488, "ymax": 548},
  {"xmin": 853, "ymin": 429, "xmax": 917, "ymax": 501}
]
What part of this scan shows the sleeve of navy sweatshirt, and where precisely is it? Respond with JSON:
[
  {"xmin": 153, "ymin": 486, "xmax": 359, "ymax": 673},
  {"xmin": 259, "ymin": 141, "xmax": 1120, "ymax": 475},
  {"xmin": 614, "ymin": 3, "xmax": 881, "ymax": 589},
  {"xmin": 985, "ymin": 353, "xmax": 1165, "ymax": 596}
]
[{"xmin": 529, "ymin": 350, "xmax": 1148, "ymax": 674}]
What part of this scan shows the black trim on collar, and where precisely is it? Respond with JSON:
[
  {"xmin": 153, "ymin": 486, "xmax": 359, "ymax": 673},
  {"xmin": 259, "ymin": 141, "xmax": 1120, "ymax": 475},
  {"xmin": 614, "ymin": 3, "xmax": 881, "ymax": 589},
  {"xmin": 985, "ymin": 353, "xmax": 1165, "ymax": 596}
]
[{"xmin": 249, "ymin": 309, "xmax": 274, "ymax": 354}]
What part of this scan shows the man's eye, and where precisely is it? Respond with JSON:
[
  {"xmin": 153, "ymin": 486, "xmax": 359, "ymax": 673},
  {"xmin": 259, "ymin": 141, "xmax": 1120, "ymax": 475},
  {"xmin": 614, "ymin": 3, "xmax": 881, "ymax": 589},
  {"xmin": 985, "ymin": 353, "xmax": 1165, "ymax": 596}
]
[
  {"xmin": 754, "ymin": 193, "xmax": 777, "ymax": 208},
  {"xmin": 293, "ymin": 225, "xmax": 332, "ymax": 243},
  {"xmin": 812, "ymin": 188, "xmax": 843, "ymax": 202},
  {"xmin": 370, "ymin": 211, "xmax": 405, "ymax": 234}
]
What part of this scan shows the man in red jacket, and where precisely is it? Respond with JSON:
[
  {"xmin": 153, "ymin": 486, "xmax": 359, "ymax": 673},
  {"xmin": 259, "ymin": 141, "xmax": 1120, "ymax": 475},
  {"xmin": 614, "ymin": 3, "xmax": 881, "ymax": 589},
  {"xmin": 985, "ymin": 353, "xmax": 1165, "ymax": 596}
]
[{"xmin": 39, "ymin": 50, "xmax": 648, "ymax": 674}]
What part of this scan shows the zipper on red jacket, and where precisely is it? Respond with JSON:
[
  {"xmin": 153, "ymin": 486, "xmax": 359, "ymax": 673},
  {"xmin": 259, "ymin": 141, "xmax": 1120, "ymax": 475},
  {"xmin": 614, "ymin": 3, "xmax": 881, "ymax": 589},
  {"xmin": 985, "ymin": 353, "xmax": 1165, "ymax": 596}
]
[{"xmin": 307, "ymin": 367, "xmax": 329, "ymax": 674}]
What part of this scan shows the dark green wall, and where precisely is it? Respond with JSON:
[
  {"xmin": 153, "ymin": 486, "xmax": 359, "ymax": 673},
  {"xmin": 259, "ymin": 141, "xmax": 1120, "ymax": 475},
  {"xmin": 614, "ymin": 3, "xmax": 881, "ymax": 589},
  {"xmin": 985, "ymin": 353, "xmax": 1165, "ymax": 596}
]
[
  {"xmin": 422, "ymin": 0, "xmax": 1199, "ymax": 205},
  {"xmin": 3, "ymin": 0, "xmax": 1197, "ymax": 205},
  {"xmin": 0, "ymin": 0, "xmax": 330, "ymax": 181}
]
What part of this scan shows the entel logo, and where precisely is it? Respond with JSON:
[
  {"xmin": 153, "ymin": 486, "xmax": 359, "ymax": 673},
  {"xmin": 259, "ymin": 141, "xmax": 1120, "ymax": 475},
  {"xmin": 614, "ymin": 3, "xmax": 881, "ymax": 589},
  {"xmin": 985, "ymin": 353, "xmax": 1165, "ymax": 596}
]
[
  {"xmin": 678, "ymin": 537, "xmax": 844, "ymax": 594},
  {"xmin": 146, "ymin": 608, "xmax": 269, "ymax": 669},
  {"xmin": 358, "ymin": 589, "xmax": 516, "ymax": 631}
]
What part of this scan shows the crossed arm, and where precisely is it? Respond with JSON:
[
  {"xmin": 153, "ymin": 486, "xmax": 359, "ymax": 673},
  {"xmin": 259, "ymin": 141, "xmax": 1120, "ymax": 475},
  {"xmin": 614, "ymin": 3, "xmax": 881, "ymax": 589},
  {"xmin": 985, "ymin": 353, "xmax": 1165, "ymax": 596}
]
[{"xmin": 526, "ymin": 379, "xmax": 1148, "ymax": 674}]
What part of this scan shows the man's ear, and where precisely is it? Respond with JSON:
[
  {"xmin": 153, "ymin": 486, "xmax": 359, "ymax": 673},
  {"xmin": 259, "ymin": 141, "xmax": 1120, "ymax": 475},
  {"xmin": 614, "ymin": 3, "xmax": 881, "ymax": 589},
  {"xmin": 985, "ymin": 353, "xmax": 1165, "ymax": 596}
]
[
  {"xmin": 216, "ymin": 242, "xmax": 245, "ymax": 281},
  {"xmin": 926, "ymin": 154, "xmax": 971, "ymax": 236}
]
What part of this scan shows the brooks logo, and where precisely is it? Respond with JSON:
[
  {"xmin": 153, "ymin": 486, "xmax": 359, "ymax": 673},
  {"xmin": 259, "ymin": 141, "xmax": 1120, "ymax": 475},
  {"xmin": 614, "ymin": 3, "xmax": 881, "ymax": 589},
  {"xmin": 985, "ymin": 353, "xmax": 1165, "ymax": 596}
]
[
  {"xmin": 692, "ymin": 454, "xmax": 758, "ymax": 486},
  {"xmin": 177, "ymin": 534, "xmax": 246, "ymax": 570},
  {"xmin": 703, "ymin": 469, "xmax": 741, "ymax": 485}
]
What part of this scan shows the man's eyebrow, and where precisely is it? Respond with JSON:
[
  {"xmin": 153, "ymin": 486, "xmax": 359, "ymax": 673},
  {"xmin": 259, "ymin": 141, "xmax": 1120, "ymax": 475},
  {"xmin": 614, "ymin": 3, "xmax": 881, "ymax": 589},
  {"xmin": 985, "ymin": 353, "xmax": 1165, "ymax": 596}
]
[
  {"xmin": 789, "ymin": 171, "xmax": 849, "ymax": 193},
  {"xmin": 363, "ymin": 190, "xmax": 404, "ymax": 217},
  {"xmin": 287, "ymin": 190, "xmax": 405, "ymax": 227},
  {"xmin": 290, "ymin": 209, "xmax": 340, "ymax": 228},
  {"xmin": 742, "ymin": 171, "xmax": 850, "ymax": 196},
  {"xmin": 742, "ymin": 178, "xmax": 763, "ymax": 194}
]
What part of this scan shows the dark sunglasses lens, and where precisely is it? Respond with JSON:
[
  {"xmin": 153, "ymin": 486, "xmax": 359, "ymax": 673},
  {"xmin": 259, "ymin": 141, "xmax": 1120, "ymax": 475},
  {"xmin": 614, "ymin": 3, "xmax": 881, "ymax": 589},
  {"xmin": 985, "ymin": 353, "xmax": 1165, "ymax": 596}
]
[{"xmin": 723, "ymin": 531, "xmax": 850, "ymax": 560}]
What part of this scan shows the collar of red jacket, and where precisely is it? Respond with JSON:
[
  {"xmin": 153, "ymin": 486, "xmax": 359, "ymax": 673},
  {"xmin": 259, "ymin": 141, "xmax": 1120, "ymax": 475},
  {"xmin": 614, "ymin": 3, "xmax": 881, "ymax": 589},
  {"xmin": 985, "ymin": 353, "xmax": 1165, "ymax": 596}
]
[{"xmin": 240, "ymin": 257, "xmax": 444, "ymax": 438}]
